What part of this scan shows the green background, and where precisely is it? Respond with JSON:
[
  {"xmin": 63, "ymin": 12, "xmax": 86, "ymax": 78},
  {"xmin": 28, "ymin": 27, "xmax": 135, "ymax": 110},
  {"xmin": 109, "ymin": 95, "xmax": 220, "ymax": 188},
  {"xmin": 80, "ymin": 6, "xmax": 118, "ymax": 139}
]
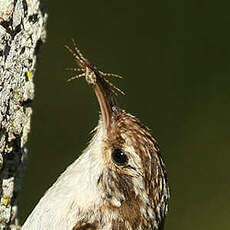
[{"xmin": 19, "ymin": 1, "xmax": 230, "ymax": 229}]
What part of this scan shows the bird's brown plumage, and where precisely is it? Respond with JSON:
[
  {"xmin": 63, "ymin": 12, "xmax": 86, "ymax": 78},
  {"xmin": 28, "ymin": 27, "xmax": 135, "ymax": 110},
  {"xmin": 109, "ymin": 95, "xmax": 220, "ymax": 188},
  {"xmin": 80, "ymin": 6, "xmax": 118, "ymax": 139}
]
[
  {"xmin": 65, "ymin": 40, "xmax": 169, "ymax": 230},
  {"xmin": 72, "ymin": 110, "xmax": 168, "ymax": 229},
  {"xmin": 22, "ymin": 40, "xmax": 169, "ymax": 230}
]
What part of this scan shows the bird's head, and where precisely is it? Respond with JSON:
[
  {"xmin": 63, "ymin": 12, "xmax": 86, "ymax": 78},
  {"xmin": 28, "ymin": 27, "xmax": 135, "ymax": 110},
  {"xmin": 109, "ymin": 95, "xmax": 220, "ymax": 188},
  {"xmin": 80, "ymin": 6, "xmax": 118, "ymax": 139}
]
[{"xmin": 66, "ymin": 40, "xmax": 169, "ymax": 229}]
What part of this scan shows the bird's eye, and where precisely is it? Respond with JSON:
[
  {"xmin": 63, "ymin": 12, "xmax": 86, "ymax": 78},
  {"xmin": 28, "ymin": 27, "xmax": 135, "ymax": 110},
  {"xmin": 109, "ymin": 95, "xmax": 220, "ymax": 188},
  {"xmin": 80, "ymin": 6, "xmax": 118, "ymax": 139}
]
[{"xmin": 111, "ymin": 148, "xmax": 128, "ymax": 166}]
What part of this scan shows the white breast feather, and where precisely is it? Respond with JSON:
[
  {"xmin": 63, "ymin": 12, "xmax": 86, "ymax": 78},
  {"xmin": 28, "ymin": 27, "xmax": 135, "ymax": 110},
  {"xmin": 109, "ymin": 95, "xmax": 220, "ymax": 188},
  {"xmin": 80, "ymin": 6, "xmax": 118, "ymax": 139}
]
[{"xmin": 22, "ymin": 125, "xmax": 104, "ymax": 230}]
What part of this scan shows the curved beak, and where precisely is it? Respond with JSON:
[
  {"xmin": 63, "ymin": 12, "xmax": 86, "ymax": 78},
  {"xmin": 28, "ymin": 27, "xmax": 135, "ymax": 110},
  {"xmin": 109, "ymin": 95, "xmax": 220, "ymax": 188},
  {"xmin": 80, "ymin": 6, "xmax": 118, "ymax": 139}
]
[
  {"xmin": 93, "ymin": 75, "xmax": 119, "ymax": 135},
  {"xmin": 65, "ymin": 40, "xmax": 122, "ymax": 135}
]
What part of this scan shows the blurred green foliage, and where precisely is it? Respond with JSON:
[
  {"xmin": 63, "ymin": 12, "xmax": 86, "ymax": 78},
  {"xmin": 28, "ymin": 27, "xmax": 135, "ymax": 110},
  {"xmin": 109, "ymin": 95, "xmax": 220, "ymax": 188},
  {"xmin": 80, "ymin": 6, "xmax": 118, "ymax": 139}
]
[{"xmin": 19, "ymin": 1, "xmax": 230, "ymax": 229}]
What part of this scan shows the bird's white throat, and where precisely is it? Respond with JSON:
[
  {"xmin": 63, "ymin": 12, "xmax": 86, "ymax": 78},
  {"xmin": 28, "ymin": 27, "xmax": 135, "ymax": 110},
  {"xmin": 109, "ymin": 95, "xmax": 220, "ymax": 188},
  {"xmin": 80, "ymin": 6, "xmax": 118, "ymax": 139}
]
[{"xmin": 22, "ymin": 122, "xmax": 105, "ymax": 230}]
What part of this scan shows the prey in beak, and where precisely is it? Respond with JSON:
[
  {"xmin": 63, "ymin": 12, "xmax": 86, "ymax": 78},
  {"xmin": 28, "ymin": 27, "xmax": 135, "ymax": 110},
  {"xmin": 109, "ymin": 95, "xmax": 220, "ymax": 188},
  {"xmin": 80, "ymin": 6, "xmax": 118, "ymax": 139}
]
[{"xmin": 65, "ymin": 39, "xmax": 124, "ymax": 135}]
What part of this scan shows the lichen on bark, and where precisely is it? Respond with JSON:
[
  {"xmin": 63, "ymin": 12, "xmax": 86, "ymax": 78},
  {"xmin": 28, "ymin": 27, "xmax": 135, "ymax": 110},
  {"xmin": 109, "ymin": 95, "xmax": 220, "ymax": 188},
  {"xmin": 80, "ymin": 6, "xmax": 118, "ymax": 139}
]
[{"xmin": 0, "ymin": 0, "xmax": 47, "ymax": 228}]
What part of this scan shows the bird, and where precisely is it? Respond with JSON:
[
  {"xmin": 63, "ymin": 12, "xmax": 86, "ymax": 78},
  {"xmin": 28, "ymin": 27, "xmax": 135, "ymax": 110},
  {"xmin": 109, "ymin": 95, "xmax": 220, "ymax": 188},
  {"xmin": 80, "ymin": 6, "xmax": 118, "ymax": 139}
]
[{"xmin": 22, "ymin": 40, "xmax": 169, "ymax": 230}]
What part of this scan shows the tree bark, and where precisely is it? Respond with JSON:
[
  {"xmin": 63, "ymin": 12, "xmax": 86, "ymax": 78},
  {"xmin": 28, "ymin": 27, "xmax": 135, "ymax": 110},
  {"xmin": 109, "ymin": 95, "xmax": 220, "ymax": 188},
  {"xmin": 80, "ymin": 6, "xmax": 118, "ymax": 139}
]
[{"xmin": 0, "ymin": 0, "xmax": 47, "ymax": 229}]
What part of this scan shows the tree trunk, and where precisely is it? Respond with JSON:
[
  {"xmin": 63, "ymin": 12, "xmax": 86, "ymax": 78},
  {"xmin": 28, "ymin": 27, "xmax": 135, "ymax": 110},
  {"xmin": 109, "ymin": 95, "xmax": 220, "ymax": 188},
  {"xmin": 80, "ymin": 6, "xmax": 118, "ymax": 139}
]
[{"xmin": 0, "ymin": 0, "xmax": 47, "ymax": 229}]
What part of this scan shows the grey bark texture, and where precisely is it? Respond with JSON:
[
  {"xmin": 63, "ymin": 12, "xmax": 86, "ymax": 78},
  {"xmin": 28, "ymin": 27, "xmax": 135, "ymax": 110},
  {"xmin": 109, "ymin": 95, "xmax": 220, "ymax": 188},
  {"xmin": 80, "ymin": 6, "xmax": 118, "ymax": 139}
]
[{"xmin": 0, "ymin": 0, "xmax": 47, "ymax": 229}]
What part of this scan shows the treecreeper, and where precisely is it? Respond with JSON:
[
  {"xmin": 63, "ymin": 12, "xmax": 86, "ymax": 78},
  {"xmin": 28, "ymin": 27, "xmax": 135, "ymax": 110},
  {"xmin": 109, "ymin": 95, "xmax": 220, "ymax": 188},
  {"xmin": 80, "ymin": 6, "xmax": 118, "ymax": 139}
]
[{"xmin": 22, "ymin": 40, "xmax": 170, "ymax": 230}]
